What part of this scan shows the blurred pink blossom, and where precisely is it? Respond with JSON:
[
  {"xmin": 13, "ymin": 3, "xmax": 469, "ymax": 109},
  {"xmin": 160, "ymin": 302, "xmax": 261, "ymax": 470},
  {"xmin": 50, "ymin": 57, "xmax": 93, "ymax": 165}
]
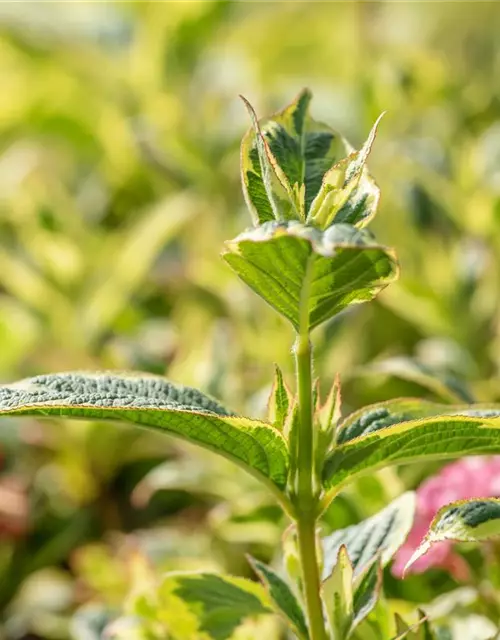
[{"xmin": 393, "ymin": 457, "xmax": 500, "ymax": 579}]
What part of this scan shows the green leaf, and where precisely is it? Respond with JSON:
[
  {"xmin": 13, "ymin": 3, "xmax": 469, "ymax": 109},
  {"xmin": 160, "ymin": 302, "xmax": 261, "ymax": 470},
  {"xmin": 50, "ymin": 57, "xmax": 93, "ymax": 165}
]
[
  {"xmin": 315, "ymin": 374, "xmax": 342, "ymax": 477},
  {"xmin": 158, "ymin": 572, "xmax": 271, "ymax": 640},
  {"xmin": 322, "ymin": 493, "xmax": 416, "ymax": 580},
  {"xmin": 405, "ymin": 498, "xmax": 500, "ymax": 573},
  {"xmin": 248, "ymin": 556, "xmax": 309, "ymax": 640},
  {"xmin": 308, "ymin": 114, "xmax": 384, "ymax": 229},
  {"xmin": 352, "ymin": 560, "xmax": 383, "ymax": 631},
  {"xmin": 267, "ymin": 365, "xmax": 292, "ymax": 431},
  {"xmin": 224, "ymin": 221, "xmax": 397, "ymax": 332},
  {"xmin": 0, "ymin": 372, "xmax": 289, "ymax": 495},
  {"xmin": 240, "ymin": 96, "xmax": 295, "ymax": 223},
  {"xmin": 322, "ymin": 545, "xmax": 353, "ymax": 640},
  {"xmin": 240, "ymin": 89, "xmax": 349, "ymax": 223},
  {"xmin": 323, "ymin": 399, "xmax": 500, "ymax": 494},
  {"xmin": 357, "ymin": 356, "xmax": 474, "ymax": 403}
]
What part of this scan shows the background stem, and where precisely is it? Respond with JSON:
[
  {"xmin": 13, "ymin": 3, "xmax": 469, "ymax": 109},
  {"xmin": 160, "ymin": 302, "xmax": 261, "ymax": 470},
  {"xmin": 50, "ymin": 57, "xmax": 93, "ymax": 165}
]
[{"xmin": 295, "ymin": 334, "xmax": 327, "ymax": 640}]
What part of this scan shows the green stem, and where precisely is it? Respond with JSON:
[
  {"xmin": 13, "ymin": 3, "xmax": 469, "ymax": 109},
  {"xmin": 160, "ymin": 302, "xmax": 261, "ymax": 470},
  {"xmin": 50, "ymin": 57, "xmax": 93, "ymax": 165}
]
[{"xmin": 294, "ymin": 333, "xmax": 327, "ymax": 640}]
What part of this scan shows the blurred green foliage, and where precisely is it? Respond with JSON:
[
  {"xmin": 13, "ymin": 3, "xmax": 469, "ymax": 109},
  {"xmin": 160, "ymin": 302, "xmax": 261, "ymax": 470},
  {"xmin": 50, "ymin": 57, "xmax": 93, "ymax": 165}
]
[{"xmin": 1, "ymin": 1, "xmax": 500, "ymax": 638}]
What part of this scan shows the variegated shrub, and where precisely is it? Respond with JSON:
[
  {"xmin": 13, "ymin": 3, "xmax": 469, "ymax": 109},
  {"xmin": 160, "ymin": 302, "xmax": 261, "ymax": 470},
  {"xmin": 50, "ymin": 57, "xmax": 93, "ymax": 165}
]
[{"xmin": 3, "ymin": 91, "xmax": 500, "ymax": 639}]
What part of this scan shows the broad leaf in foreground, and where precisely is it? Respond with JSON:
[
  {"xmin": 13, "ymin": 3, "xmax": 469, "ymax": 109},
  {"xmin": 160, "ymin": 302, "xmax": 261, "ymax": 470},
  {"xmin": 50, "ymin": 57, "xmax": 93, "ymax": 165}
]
[
  {"xmin": 157, "ymin": 572, "xmax": 271, "ymax": 640},
  {"xmin": 322, "ymin": 492, "xmax": 416, "ymax": 580},
  {"xmin": 224, "ymin": 222, "xmax": 397, "ymax": 332},
  {"xmin": 0, "ymin": 372, "xmax": 289, "ymax": 494},
  {"xmin": 405, "ymin": 498, "xmax": 500, "ymax": 573},
  {"xmin": 249, "ymin": 557, "xmax": 309, "ymax": 640},
  {"xmin": 324, "ymin": 399, "xmax": 500, "ymax": 494}
]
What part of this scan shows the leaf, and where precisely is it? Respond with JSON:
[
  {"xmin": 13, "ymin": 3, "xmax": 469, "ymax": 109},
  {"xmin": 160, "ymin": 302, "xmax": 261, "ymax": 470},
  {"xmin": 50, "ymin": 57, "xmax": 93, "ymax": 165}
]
[
  {"xmin": 357, "ymin": 356, "xmax": 474, "ymax": 403},
  {"xmin": 158, "ymin": 572, "xmax": 271, "ymax": 640},
  {"xmin": 240, "ymin": 96, "xmax": 295, "ymax": 223},
  {"xmin": 322, "ymin": 545, "xmax": 353, "ymax": 640},
  {"xmin": 248, "ymin": 556, "xmax": 309, "ymax": 640},
  {"xmin": 317, "ymin": 373, "xmax": 342, "ymax": 434},
  {"xmin": 240, "ymin": 89, "xmax": 348, "ymax": 223},
  {"xmin": 322, "ymin": 493, "xmax": 416, "ymax": 580},
  {"xmin": 223, "ymin": 221, "xmax": 397, "ymax": 332},
  {"xmin": 267, "ymin": 365, "xmax": 292, "ymax": 431},
  {"xmin": 323, "ymin": 399, "xmax": 500, "ymax": 495},
  {"xmin": 405, "ymin": 498, "xmax": 500, "ymax": 573},
  {"xmin": 308, "ymin": 114, "xmax": 384, "ymax": 229},
  {"xmin": 352, "ymin": 560, "xmax": 383, "ymax": 631},
  {"xmin": 0, "ymin": 372, "xmax": 290, "ymax": 495},
  {"xmin": 315, "ymin": 374, "xmax": 342, "ymax": 475}
]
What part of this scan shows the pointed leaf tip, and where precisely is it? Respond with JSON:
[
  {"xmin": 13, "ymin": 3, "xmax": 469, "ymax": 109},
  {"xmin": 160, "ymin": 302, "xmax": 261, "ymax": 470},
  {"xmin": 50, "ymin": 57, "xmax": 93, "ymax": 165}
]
[{"xmin": 404, "ymin": 497, "xmax": 500, "ymax": 575}]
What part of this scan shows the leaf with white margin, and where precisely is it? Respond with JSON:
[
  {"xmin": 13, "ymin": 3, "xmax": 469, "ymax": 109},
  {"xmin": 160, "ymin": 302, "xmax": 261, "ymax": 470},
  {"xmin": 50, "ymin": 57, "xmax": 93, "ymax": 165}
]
[
  {"xmin": 322, "ymin": 493, "xmax": 416, "ymax": 580},
  {"xmin": 352, "ymin": 560, "xmax": 383, "ymax": 632},
  {"xmin": 323, "ymin": 399, "xmax": 500, "ymax": 500},
  {"xmin": 240, "ymin": 89, "xmax": 347, "ymax": 223},
  {"xmin": 405, "ymin": 498, "xmax": 500, "ymax": 573},
  {"xmin": 0, "ymin": 372, "xmax": 290, "ymax": 500},
  {"xmin": 308, "ymin": 114, "xmax": 384, "ymax": 229},
  {"xmin": 156, "ymin": 572, "xmax": 271, "ymax": 640},
  {"xmin": 267, "ymin": 365, "xmax": 292, "ymax": 431},
  {"xmin": 322, "ymin": 545, "xmax": 353, "ymax": 640},
  {"xmin": 224, "ymin": 221, "xmax": 397, "ymax": 332},
  {"xmin": 248, "ymin": 557, "xmax": 309, "ymax": 640}
]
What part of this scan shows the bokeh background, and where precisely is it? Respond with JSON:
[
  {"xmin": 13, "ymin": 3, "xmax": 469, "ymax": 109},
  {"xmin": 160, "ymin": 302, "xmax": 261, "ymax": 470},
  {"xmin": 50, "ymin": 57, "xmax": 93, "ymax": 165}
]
[{"xmin": 1, "ymin": 1, "xmax": 500, "ymax": 638}]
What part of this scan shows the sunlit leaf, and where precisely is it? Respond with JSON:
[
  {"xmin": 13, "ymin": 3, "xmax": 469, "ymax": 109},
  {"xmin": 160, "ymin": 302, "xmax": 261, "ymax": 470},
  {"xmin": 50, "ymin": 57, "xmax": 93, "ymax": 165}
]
[
  {"xmin": 322, "ymin": 493, "xmax": 416, "ymax": 579},
  {"xmin": 267, "ymin": 365, "xmax": 292, "ymax": 431},
  {"xmin": 248, "ymin": 556, "xmax": 309, "ymax": 640},
  {"xmin": 405, "ymin": 498, "xmax": 500, "ymax": 573},
  {"xmin": 324, "ymin": 399, "xmax": 500, "ymax": 495},
  {"xmin": 224, "ymin": 222, "xmax": 397, "ymax": 332},
  {"xmin": 322, "ymin": 545, "xmax": 353, "ymax": 640},
  {"xmin": 0, "ymin": 372, "xmax": 290, "ymax": 496},
  {"xmin": 308, "ymin": 114, "xmax": 383, "ymax": 229},
  {"xmin": 158, "ymin": 572, "xmax": 271, "ymax": 640},
  {"xmin": 240, "ymin": 89, "xmax": 348, "ymax": 223}
]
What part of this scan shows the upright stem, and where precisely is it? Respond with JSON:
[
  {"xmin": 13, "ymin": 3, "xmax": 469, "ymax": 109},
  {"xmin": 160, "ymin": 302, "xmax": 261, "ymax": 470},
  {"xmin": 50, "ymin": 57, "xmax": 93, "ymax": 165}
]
[{"xmin": 294, "ymin": 333, "xmax": 327, "ymax": 640}]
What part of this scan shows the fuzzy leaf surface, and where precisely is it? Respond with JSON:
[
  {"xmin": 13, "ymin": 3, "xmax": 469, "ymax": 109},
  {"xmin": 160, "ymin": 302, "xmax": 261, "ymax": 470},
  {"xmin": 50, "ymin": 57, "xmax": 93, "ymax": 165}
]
[
  {"xmin": 224, "ymin": 222, "xmax": 397, "ymax": 332},
  {"xmin": 0, "ymin": 372, "xmax": 289, "ymax": 492},
  {"xmin": 322, "ymin": 492, "xmax": 416, "ymax": 580},
  {"xmin": 324, "ymin": 399, "xmax": 500, "ymax": 493},
  {"xmin": 405, "ymin": 498, "xmax": 500, "ymax": 573}
]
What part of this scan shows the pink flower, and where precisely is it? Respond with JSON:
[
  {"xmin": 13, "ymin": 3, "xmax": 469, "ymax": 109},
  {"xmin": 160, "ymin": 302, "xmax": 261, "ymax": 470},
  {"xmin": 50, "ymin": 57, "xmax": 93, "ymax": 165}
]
[{"xmin": 393, "ymin": 457, "xmax": 500, "ymax": 578}]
